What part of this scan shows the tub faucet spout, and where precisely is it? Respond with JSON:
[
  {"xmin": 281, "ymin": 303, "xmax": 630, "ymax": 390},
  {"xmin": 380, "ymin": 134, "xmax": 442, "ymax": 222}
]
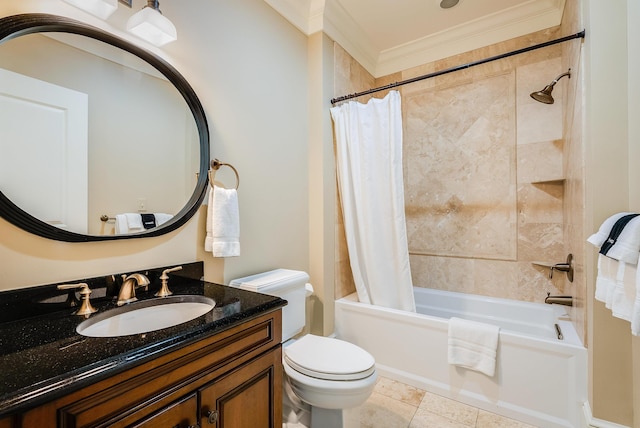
[{"xmin": 545, "ymin": 292, "xmax": 573, "ymax": 307}]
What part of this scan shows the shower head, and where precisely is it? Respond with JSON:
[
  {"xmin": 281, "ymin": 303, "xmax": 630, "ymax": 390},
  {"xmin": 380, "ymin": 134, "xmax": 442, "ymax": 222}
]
[{"xmin": 530, "ymin": 69, "xmax": 571, "ymax": 104}]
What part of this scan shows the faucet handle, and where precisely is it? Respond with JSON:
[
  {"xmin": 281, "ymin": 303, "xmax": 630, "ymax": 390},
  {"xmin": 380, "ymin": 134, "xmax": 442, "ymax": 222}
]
[
  {"xmin": 57, "ymin": 283, "xmax": 97, "ymax": 316},
  {"xmin": 156, "ymin": 266, "xmax": 183, "ymax": 297}
]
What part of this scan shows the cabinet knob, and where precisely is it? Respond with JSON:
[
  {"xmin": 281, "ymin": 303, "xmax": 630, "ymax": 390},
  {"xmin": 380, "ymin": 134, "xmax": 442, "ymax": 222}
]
[{"xmin": 206, "ymin": 410, "xmax": 218, "ymax": 424}]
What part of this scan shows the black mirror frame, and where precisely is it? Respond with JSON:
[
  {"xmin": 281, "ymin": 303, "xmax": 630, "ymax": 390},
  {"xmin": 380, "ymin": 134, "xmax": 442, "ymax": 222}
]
[{"xmin": 0, "ymin": 13, "xmax": 210, "ymax": 242}]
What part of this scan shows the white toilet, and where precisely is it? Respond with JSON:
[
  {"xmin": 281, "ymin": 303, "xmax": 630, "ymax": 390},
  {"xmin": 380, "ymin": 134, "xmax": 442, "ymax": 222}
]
[{"xmin": 229, "ymin": 269, "xmax": 377, "ymax": 428}]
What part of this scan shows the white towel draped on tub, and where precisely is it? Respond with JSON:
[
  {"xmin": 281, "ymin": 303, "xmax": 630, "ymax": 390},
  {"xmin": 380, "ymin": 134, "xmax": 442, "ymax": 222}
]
[
  {"xmin": 448, "ymin": 317, "xmax": 500, "ymax": 377},
  {"xmin": 205, "ymin": 185, "xmax": 240, "ymax": 257}
]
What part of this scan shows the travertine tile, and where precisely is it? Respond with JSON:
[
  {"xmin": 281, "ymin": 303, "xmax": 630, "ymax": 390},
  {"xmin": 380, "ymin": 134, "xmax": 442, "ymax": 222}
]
[
  {"xmin": 516, "ymin": 58, "xmax": 563, "ymax": 145},
  {"xmin": 374, "ymin": 377, "xmax": 425, "ymax": 407},
  {"xmin": 404, "ymin": 73, "xmax": 517, "ymax": 260},
  {"xmin": 516, "ymin": 140, "xmax": 564, "ymax": 183},
  {"xmin": 344, "ymin": 392, "xmax": 416, "ymax": 428},
  {"xmin": 418, "ymin": 392, "xmax": 478, "ymax": 426},
  {"xmin": 517, "ymin": 182, "xmax": 563, "ymax": 225},
  {"xmin": 475, "ymin": 410, "xmax": 537, "ymax": 427},
  {"xmin": 409, "ymin": 408, "xmax": 474, "ymax": 428}
]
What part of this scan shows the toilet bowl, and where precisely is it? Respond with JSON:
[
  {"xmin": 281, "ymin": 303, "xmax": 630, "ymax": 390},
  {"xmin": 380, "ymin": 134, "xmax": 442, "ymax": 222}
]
[
  {"xmin": 283, "ymin": 334, "xmax": 377, "ymax": 409},
  {"xmin": 229, "ymin": 269, "xmax": 377, "ymax": 428}
]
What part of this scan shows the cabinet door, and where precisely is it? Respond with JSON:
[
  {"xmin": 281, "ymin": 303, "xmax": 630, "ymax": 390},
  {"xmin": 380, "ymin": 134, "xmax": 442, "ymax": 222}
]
[
  {"xmin": 130, "ymin": 393, "xmax": 198, "ymax": 428},
  {"xmin": 200, "ymin": 347, "xmax": 282, "ymax": 428}
]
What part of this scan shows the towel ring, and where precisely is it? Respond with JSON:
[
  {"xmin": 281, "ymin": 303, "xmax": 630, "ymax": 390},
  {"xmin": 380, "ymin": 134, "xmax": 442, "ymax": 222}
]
[{"xmin": 208, "ymin": 159, "xmax": 240, "ymax": 190}]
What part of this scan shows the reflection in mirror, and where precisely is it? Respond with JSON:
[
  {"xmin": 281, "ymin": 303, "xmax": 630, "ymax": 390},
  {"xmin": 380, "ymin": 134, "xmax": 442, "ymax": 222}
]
[{"xmin": 0, "ymin": 32, "xmax": 200, "ymax": 236}]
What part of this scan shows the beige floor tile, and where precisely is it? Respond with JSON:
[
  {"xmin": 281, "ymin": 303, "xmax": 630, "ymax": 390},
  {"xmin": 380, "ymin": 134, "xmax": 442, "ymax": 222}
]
[
  {"xmin": 409, "ymin": 408, "xmax": 474, "ymax": 428},
  {"xmin": 418, "ymin": 391, "xmax": 478, "ymax": 426},
  {"xmin": 344, "ymin": 391, "xmax": 417, "ymax": 428},
  {"xmin": 374, "ymin": 377, "xmax": 426, "ymax": 407},
  {"xmin": 475, "ymin": 410, "xmax": 538, "ymax": 427}
]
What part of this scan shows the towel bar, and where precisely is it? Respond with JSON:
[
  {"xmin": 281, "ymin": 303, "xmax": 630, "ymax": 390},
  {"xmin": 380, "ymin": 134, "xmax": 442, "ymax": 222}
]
[{"xmin": 209, "ymin": 159, "xmax": 239, "ymax": 190}]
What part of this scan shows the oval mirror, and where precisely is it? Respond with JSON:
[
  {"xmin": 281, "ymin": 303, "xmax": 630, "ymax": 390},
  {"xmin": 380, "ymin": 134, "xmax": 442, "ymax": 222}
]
[{"xmin": 0, "ymin": 14, "xmax": 209, "ymax": 242}]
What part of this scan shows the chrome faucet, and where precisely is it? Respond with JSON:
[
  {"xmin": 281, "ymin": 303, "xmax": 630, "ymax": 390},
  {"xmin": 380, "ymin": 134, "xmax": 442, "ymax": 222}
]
[{"xmin": 117, "ymin": 273, "xmax": 150, "ymax": 306}]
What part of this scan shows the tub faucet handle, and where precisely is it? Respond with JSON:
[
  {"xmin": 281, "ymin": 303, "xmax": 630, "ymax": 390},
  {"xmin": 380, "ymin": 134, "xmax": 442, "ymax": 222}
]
[{"xmin": 549, "ymin": 254, "xmax": 574, "ymax": 282}]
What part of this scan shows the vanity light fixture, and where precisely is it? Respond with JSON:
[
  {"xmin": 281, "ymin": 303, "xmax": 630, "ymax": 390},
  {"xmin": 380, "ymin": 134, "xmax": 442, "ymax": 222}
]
[
  {"xmin": 63, "ymin": 0, "xmax": 118, "ymax": 19},
  {"xmin": 126, "ymin": 0, "xmax": 177, "ymax": 47}
]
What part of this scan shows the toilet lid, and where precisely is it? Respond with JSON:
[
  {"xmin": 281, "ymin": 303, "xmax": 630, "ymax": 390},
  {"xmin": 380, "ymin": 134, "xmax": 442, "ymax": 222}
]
[{"xmin": 284, "ymin": 335, "xmax": 376, "ymax": 381}]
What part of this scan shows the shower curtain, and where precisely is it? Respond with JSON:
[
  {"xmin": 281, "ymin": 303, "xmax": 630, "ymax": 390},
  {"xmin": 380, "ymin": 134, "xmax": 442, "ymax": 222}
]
[{"xmin": 330, "ymin": 90, "xmax": 416, "ymax": 312}]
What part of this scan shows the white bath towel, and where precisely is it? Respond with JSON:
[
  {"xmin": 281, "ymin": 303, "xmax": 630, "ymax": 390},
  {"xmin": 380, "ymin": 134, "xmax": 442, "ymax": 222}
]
[
  {"xmin": 587, "ymin": 212, "xmax": 634, "ymax": 247},
  {"xmin": 603, "ymin": 215, "xmax": 640, "ymax": 265},
  {"xmin": 448, "ymin": 317, "xmax": 500, "ymax": 377},
  {"xmin": 204, "ymin": 185, "xmax": 240, "ymax": 257},
  {"xmin": 632, "ymin": 264, "xmax": 640, "ymax": 335},
  {"xmin": 594, "ymin": 250, "xmax": 640, "ymax": 335},
  {"xmin": 595, "ymin": 254, "xmax": 619, "ymax": 304},
  {"xmin": 611, "ymin": 261, "xmax": 637, "ymax": 321}
]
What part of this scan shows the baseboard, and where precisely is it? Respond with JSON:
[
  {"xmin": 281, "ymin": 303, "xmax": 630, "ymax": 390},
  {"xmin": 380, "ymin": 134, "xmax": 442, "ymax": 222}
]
[{"xmin": 582, "ymin": 401, "xmax": 631, "ymax": 428}]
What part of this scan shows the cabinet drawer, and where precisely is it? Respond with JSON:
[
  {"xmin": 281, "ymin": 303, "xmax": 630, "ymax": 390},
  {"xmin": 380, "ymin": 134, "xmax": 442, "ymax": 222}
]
[{"xmin": 130, "ymin": 393, "xmax": 197, "ymax": 428}]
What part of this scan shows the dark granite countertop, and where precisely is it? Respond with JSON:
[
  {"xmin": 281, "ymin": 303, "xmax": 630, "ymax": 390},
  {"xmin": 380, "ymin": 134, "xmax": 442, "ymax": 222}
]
[{"xmin": 0, "ymin": 262, "xmax": 286, "ymax": 418}]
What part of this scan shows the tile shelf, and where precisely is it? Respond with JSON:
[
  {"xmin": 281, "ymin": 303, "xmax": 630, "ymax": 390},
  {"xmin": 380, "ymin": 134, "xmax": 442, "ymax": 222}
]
[
  {"xmin": 532, "ymin": 261, "xmax": 555, "ymax": 268},
  {"xmin": 531, "ymin": 178, "xmax": 565, "ymax": 185}
]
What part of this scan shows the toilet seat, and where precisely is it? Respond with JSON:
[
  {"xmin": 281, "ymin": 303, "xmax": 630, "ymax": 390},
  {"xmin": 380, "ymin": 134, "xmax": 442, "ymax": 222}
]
[{"xmin": 284, "ymin": 334, "xmax": 375, "ymax": 381}]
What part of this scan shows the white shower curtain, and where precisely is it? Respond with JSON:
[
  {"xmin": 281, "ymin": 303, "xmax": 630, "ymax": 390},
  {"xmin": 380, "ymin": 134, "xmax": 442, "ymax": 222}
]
[{"xmin": 330, "ymin": 90, "xmax": 416, "ymax": 312}]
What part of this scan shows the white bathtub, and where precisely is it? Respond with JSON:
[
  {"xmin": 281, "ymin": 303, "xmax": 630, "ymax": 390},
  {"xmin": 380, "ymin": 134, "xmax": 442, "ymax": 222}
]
[{"xmin": 335, "ymin": 288, "xmax": 587, "ymax": 428}]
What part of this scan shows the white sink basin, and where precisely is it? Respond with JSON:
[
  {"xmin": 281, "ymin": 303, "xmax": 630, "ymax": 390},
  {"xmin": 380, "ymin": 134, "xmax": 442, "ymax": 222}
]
[{"xmin": 77, "ymin": 295, "xmax": 215, "ymax": 337}]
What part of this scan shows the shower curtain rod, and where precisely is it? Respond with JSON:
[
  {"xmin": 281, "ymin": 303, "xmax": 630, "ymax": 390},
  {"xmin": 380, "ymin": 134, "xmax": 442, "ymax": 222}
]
[{"xmin": 330, "ymin": 30, "xmax": 586, "ymax": 105}]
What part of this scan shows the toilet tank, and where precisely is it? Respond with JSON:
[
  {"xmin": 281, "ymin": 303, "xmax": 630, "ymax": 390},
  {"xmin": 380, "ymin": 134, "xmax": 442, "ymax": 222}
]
[{"xmin": 228, "ymin": 269, "xmax": 310, "ymax": 341}]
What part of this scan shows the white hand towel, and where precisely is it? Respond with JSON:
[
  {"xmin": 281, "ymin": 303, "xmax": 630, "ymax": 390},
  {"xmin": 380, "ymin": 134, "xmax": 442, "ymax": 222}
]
[
  {"xmin": 115, "ymin": 214, "xmax": 129, "ymax": 234},
  {"xmin": 204, "ymin": 185, "xmax": 240, "ymax": 257},
  {"xmin": 154, "ymin": 213, "xmax": 173, "ymax": 226},
  {"xmin": 205, "ymin": 188, "xmax": 214, "ymax": 252},
  {"xmin": 448, "ymin": 317, "xmax": 500, "ymax": 377},
  {"xmin": 603, "ymin": 215, "xmax": 640, "ymax": 265},
  {"xmin": 124, "ymin": 213, "xmax": 143, "ymax": 231},
  {"xmin": 587, "ymin": 212, "xmax": 634, "ymax": 248}
]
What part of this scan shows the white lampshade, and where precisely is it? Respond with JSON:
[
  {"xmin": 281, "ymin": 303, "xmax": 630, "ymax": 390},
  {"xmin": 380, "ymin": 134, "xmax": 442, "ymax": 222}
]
[
  {"xmin": 126, "ymin": 6, "xmax": 177, "ymax": 47},
  {"xmin": 63, "ymin": 0, "xmax": 118, "ymax": 20}
]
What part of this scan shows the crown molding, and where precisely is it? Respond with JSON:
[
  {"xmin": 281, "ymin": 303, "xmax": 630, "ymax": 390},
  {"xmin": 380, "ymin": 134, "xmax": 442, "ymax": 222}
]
[
  {"xmin": 262, "ymin": 0, "xmax": 315, "ymax": 34},
  {"xmin": 376, "ymin": 0, "xmax": 566, "ymax": 76},
  {"xmin": 264, "ymin": 0, "xmax": 565, "ymax": 78}
]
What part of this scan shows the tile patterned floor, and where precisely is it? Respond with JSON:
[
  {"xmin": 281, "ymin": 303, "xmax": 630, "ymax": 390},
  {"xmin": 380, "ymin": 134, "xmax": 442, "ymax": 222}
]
[{"xmin": 343, "ymin": 377, "xmax": 538, "ymax": 428}]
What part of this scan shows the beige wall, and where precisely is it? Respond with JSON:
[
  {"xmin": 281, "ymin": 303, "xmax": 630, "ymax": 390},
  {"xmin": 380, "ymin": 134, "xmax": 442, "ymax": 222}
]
[
  {"xmin": 0, "ymin": 0, "xmax": 311, "ymax": 289},
  {"xmin": 583, "ymin": 0, "xmax": 638, "ymax": 425}
]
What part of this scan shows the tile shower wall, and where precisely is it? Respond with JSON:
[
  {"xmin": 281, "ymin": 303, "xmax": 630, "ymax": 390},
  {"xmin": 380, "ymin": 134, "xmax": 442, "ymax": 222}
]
[{"xmin": 334, "ymin": 27, "xmax": 572, "ymax": 305}]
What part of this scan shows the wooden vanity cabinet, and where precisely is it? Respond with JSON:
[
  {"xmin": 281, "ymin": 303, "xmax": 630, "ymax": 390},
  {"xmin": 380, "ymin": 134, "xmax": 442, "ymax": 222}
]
[{"xmin": 13, "ymin": 310, "xmax": 283, "ymax": 428}]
